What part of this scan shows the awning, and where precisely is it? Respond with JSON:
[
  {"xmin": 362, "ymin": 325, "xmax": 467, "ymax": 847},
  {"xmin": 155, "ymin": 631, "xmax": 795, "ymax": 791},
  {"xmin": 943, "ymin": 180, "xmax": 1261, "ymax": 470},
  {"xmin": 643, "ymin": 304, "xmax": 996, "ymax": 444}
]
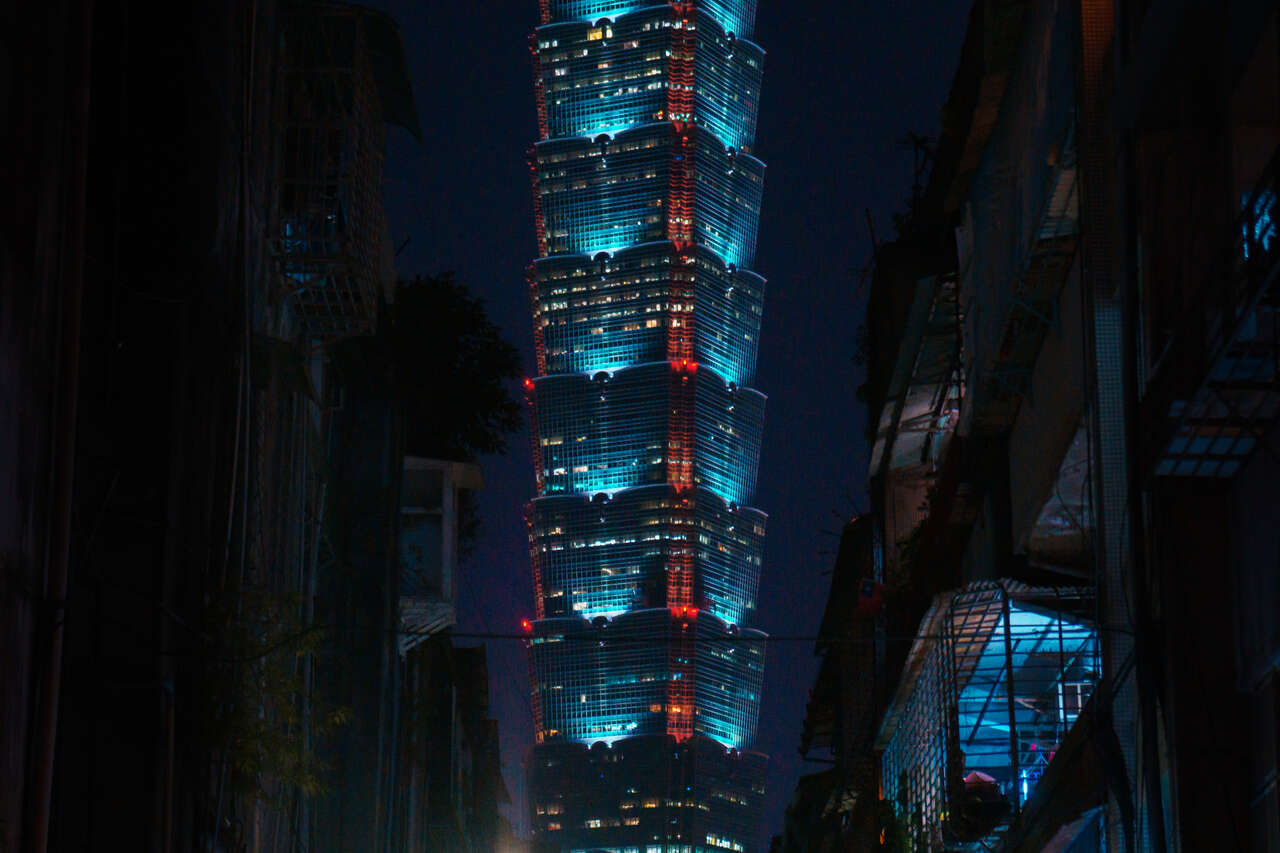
[{"xmin": 1041, "ymin": 806, "xmax": 1104, "ymax": 853}]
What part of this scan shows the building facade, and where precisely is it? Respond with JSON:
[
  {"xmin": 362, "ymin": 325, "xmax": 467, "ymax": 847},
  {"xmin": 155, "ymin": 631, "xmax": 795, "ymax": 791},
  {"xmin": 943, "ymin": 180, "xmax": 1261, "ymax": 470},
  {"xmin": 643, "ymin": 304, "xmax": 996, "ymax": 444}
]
[
  {"xmin": 522, "ymin": 3, "xmax": 771, "ymax": 851},
  {"xmin": 780, "ymin": 0, "xmax": 1280, "ymax": 851},
  {"xmin": 0, "ymin": 2, "xmax": 516, "ymax": 850}
]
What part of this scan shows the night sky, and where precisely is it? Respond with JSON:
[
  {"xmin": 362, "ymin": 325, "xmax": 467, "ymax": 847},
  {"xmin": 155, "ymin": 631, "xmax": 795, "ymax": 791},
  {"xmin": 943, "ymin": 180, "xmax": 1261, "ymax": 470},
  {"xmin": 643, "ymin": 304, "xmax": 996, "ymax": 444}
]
[{"xmin": 364, "ymin": 0, "xmax": 969, "ymax": 842}]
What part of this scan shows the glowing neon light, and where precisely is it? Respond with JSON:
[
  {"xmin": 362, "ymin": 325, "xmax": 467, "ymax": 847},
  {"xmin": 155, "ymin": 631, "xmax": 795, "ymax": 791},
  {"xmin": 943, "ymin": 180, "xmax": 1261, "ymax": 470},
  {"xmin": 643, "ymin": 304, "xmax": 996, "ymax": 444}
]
[{"xmin": 524, "ymin": 0, "xmax": 769, "ymax": 838}]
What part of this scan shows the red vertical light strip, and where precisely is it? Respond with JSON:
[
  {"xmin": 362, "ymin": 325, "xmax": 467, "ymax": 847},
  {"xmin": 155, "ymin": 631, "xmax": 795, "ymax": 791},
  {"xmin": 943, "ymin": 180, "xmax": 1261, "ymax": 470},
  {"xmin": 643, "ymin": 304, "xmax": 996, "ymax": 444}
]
[
  {"xmin": 664, "ymin": 366, "xmax": 697, "ymax": 739},
  {"xmin": 665, "ymin": 492, "xmax": 695, "ymax": 610},
  {"xmin": 528, "ymin": 640, "xmax": 546, "ymax": 743},
  {"xmin": 667, "ymin": 134, "xmax": 696, "ymax": 250},
  {"xmin": 667, "ymin": 250, "xmax": 696, "ymax": 363},
  {"xmin": 666, "ymin": 608, "xmax": 696, "ymax": 742},
  {"xmin": 528, "ymin": 264, "xmax": 548, "ymax": 376},
  {"xmin": 666, "ymin": 363, "xmax": 696, "ymax": 493},
  {"xmin": 526, "ymin": 380, "xmax": 545, "ymax": 495},
  {"xmin": 666, "ymin": 6, "xmax": 696, "ymax": 127},
  {"xmin": 529, "ymin": 33, "xmax": 550, "ymax": 140},
  {"xmin": 528, "ymin": 148, "xmax": 549, "ymax": 257},
  {"xmin": 538, "ymin": 0, "xmax": 550, "ymax": 25},
  {"xmin": 526, "ymin": 503, "xmax": 547, "ymax": 620},
  {"xmin": 665, "ymin": 12, "xmax": 699, "ymax": 745}
]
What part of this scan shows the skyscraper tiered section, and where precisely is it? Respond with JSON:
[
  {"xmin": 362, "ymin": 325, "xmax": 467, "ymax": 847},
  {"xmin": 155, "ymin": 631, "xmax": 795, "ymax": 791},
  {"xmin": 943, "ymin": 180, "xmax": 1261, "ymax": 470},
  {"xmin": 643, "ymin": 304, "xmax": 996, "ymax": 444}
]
[{"xmin": 523, "ymin": 3, "xmax": 770, "ymax": 852}]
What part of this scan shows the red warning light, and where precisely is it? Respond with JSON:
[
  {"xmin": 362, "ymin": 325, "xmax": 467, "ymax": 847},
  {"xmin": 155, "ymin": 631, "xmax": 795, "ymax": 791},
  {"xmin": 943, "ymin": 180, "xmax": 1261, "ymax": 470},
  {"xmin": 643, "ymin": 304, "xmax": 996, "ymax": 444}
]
[
  {"xmin": 523, "ymin": 378, "xmax": 535, "ymax": 389},
  {"xmin": 521, "ymin": 618, "xmax": 533, "ymax": 632}
]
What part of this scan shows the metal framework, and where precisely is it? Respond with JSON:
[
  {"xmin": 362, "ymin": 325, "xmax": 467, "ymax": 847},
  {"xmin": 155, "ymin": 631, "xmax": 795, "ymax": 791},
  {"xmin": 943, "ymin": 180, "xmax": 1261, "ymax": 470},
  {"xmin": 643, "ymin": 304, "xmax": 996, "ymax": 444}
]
[
  {"xmin": 273, "ymin": 5, "xmax": 392, "ymax": 341},
  {"xmin": 956, "ymin": 0, "xmax": 1079, "ymax": 436},
  {"xmin": 869, "ymin": 274, "xmax": 964, "ymax": 479},
  {"xmin": 876, "ymin": 581, "xmax": 1099, "ymax": 852}
]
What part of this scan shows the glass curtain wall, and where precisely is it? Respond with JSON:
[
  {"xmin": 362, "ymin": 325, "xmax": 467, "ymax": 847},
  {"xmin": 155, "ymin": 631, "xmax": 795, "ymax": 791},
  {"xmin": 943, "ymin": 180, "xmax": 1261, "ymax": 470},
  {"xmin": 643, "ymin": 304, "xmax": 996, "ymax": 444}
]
[{"xmin": 523, "ymin": 3, "xmax": 771, "ymax": 851}]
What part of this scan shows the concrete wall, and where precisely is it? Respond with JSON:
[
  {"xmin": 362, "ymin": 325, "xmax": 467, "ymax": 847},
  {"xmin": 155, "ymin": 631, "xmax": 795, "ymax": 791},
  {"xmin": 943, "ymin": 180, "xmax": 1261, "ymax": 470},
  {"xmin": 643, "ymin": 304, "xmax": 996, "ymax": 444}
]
[{"xmin": 1007, "ymin": 259, "xmax": 1086, "ymax": 552}]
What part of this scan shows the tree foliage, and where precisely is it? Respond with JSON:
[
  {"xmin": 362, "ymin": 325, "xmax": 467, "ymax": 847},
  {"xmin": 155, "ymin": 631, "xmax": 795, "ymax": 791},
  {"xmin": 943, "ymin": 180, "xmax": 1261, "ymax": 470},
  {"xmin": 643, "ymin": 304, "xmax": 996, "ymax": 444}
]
[
  {"xmin": 327, "ymin": 273, "xmax": 524, "ymax": 558},
  {"xmin": 384, "ymin": 273, "xmax": 523, "ymax": 461},
  {"xmin": 202, "ymin": 583, "xmax": 351, "ymax": 804}
]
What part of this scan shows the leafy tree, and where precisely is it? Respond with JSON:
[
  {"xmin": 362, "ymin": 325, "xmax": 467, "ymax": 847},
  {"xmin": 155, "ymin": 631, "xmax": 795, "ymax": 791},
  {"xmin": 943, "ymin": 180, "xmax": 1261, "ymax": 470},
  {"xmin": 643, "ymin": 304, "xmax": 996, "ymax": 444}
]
[
  {"xmin": 330, "ymin": 273, "xmax": 524, "ymax": 556},
  {"xmin": 384, "ymin": 273, "xmax": 523, "ymax": 461}
]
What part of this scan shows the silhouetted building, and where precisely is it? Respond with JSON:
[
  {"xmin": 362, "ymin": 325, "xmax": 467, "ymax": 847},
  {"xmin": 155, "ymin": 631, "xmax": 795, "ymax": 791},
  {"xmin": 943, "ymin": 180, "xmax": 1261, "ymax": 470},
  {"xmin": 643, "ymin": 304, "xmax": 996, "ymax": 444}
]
[{"xmin": 3, "ymin": 0, "xmax": 520, "ymax": 843}]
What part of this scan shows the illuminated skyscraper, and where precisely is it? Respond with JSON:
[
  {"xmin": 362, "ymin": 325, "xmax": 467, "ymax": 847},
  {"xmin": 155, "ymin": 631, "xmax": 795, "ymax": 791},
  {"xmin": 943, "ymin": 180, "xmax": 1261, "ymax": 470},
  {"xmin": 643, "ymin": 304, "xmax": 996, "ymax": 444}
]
[{"xmin": 524, "ymin": 3, "xmax": 769, "ymax": 852}]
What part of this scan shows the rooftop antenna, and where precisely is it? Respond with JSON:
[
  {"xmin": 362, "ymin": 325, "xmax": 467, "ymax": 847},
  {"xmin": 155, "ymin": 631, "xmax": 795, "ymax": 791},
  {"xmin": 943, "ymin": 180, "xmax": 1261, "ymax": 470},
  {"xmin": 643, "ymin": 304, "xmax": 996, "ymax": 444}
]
[{"xmin": 896, "ymin": 131, "xmax": 934, "ymax": 230}]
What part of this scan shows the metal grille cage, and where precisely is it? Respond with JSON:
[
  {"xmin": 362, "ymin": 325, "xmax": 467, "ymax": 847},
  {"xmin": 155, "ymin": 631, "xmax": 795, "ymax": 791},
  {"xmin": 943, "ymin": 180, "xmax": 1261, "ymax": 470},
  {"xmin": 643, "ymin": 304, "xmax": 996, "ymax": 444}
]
[
  {"xmin": 878, "ymin": 582, "xmax": 1099, "ymax": 851},
  {"xmin": 274, "ymin": 6, "xmax": 390, "ymax": 342}
]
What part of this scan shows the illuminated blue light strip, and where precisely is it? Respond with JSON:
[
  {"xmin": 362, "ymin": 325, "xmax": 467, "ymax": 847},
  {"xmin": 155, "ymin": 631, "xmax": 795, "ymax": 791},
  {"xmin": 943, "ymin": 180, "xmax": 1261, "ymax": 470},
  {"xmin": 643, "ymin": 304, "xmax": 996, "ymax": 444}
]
[
  {"xmin": 529, "ymin": 485, "xmax": 766, "ymax": 625},
  {"xmin": 533, "ymin": 124, "xmax": 765, "ymax": 268},
  {"xmin": 531, "ymin": 243, "xmax": 766, "ymax": 385},
  {"xmin": 535, "ymin": 8, "xmax": 765, "ymax": 151},
  {"xmin": 531, "ymin": 363, "xmax": 766, "ymax": 504},
  {"xmin": 529, "ymin": 610, "xmax": 766, "ymax": 749},
  {"xmin": 542, "ymin": 0, "xmax": 758, "ymax": 38}
]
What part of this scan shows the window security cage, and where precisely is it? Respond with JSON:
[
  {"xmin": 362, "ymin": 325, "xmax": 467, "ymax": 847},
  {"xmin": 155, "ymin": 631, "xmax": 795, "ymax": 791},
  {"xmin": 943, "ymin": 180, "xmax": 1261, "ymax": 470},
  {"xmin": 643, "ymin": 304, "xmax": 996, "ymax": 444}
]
[
  {"xmin": 1148, "ymin": 143, "xmax": 1280, "ymax": 479},
  {"xmin": 877, "ymin": 581, "xmax": 1099, "ymax": 852},
  {"xmin": 273, "ymin": 6, "xmax": 393, "ymax": 342}
]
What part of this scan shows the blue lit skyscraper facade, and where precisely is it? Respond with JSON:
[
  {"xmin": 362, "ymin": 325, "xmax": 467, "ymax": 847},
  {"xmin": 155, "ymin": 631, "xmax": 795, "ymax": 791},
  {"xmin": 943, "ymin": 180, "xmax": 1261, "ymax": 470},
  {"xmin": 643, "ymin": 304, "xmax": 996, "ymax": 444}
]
[{"xmin": 524, "ymin": 4, "xmax": 769, "ymax": 852}]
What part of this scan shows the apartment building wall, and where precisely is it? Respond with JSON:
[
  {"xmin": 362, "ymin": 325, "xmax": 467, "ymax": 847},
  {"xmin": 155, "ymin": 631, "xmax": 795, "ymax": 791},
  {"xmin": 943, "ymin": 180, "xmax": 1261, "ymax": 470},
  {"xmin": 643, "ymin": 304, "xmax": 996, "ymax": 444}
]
[
  {"xmin": 1, "ymin": 2, "xmax": 427, "ymax": 850},
  {"xmin": 1006, "ymin": 262, "xmax": 1086, "ymax": 558},
  {"xmin": 1122, "ymin": 2, "xmax": 1280, "ymax": 846},
  {"xmin": 781, "ymin": 0, "xmax": 1280, "ymax": 849}
]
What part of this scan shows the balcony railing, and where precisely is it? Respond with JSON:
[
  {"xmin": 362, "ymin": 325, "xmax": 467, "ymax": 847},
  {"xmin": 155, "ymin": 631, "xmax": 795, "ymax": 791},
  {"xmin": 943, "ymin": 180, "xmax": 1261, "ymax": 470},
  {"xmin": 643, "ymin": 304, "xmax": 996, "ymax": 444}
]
[{"xmin": 1146, "ymin": 143, "xmax": 1280, "ymax": 478}]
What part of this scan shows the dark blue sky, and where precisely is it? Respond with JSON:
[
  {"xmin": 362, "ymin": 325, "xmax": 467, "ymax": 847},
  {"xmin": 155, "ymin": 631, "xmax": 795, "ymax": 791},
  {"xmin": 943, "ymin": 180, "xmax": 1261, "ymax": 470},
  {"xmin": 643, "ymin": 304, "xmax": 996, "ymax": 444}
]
[{"xmin": 366, "ymin": 0, "xmax": 969, "ymax": 842}]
